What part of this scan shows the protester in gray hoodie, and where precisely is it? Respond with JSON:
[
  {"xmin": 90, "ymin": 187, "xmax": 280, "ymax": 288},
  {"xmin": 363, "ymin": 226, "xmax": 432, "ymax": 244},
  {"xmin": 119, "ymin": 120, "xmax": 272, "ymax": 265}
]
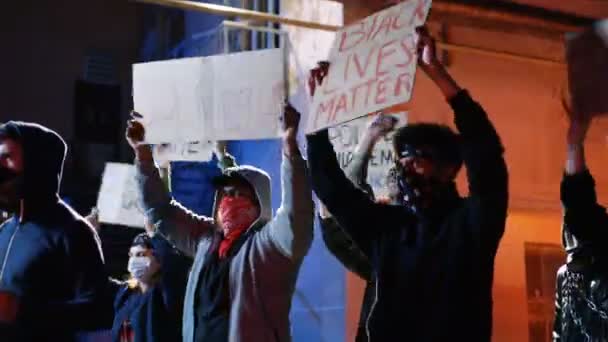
[{"xmin": 126, "ymin": 104, "xmax": 314, "ymax": 342}]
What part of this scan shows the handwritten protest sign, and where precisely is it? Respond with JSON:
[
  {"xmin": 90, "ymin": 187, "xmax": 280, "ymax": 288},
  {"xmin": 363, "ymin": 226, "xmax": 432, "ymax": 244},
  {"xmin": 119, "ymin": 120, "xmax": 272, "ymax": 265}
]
[
  {"xmin": 207, "ymin": 48, "xmax": 286, "ymax": 140},
  {"xmin": 566, "ymin": 20, "xmax": 608, "ymax": 118},
  {"xmin": 153, "ymin": 141, "xmax": 214, "ymax": 163},
  {"xmin": 133, "ymin": 57, "xmax": 208, "ymax": 144},
  {"xmin": 282, "ymin": 0, "xmax": 344, "ymax": 148},
  {"xmin": 97, "ymin": 163, "xmax": 146, "ymax": 228},
  {"xmin": 329, "ymin": 112, "xmax": 406, "ymax": 198},
  {"xmin": 307, "ymin": 0, "xmax": 431, "ymax": 133},
  {"xmin": 133, "ymin": 48, "xmax": 285, "ymax": 143}
]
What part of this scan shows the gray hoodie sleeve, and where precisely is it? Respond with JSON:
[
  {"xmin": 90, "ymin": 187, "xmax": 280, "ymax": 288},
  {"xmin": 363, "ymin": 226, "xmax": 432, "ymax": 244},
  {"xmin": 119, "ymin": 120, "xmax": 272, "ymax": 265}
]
[
  {"xmin": 135, "ymin": 158, "xmax": 216, "ymax": 258},
  {"xmin": 262, "ymin": 153, "xmax": 314, "ymax": 261}
]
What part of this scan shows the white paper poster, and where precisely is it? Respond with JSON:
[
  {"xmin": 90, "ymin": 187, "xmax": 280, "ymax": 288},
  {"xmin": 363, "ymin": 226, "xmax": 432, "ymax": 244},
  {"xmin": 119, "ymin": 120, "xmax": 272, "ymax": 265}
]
[
  {"xmin": 153, "ymin": 141, "xmax": 214, "ymax": 163},
  {"xmin": 281, "ymin": 0, "xmax": 344, "ymax": 147},
  {"xmin": 96, "ymin": 163, "xmax": 146, "ymax": 228},
  {"xmin": 133, "ymin": 48, "xmax": 285, "ymax": 143},
  {"xmin": 329, "ymin": 112, "xmax": 406, "ymax": 198},
  {"xmin": 307, "ymin": 0, "xmax": 431, "ymax": 133}
]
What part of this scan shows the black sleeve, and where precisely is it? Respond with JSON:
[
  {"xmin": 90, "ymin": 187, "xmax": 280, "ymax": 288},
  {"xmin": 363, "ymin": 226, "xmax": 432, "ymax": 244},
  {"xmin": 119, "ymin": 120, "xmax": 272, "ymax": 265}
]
[
  {"xmin": 307, "ymin": 130, "xmax": 415, "ymax": 256},
  {"xmin": 27, "ymin": 223, "xmax": 115, "ymax": 331},
  {"xmin": 319, "ymin": 216, "xmax": 373, "ymax": 281},
  {"xmin": 150, "ymin": 235, "xmax": 191, "ymax": 312},
  {"xmin": 552, "ymin": 267, "xmax": 566, "ymax": 342},
  {"xmin": 561, "ymin": 170, "xmax": 608, "ymax": 248},
  {"xmin": 451, "ymin": 90, "xmax": 509, "ymax": 248}
]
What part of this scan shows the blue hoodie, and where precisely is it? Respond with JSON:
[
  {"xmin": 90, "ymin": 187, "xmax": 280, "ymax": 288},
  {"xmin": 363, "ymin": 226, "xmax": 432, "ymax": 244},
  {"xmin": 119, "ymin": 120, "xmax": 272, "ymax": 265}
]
[
  {"xmin": 110, "ymin": 235, "xmax": 190, "ymax": 342},
  {"xmin": 0, "ymin": 121, "xmax": 113, "ymax": 341}
]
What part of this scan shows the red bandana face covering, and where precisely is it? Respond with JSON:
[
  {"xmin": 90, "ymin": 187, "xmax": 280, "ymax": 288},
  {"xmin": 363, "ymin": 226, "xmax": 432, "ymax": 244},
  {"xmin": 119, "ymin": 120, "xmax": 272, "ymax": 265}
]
[{"xmin": 217, "ymin": 195, "xmax": 259, "ymax": 258}]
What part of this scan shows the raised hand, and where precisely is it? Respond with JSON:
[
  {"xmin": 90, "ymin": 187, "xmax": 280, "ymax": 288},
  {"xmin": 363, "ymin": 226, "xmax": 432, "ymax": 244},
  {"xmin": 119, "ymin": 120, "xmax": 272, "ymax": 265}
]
[
  {"xmin": 416, "ymin": 26, "xmax": 440, "ymax": 72},
  {"xmin": 126, "ymin": 111, "xmax": 153, "ymax": 161},
  {"xmin": 562, "ymin": 91, "xmax": 592, "ymax": 146},
  {"xmin": 308, "ymin": 61, "xmax": 330, "ymax": 97},
  {"xmin": 281, "ymin": 103, "xmax": 301, "ymax": 157},
  {"xmin": 366, "ymin": 114, "xmax": 399, "ymax": 141}
]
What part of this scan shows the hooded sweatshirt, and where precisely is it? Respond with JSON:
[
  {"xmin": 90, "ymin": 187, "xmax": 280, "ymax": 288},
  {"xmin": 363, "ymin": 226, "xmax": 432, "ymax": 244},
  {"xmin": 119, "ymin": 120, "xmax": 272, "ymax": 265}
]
[
  {"xmin": 307, "ymin": 90, "xmax": 508, "ymax": 342},
  {"xmin": 553, "ymin": 170, "xmax": 608, "ymax": 342},
  {"xmin": 0, "ymin": 121, "xmax": 112, "ymax": 341},
  {"xmin": 135, "ymin": 152, "xmax": 314, "ymax": 342},
  {"xmin": 111, "ymin": 235, "xmax": 191, "ymax": 342}
]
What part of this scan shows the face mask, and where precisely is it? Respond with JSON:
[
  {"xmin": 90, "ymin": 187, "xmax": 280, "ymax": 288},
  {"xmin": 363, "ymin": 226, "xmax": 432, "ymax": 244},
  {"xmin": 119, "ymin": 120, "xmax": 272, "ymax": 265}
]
[
  {"xmin": 396, "ymin": 163, "xmax": 442, "ymax": 211},
  {"xmin": 217, "ymin": 196, "xmax": 259, "ymax": 236},
  {"xmin": 0, "ymin": 168, "xmax": 22, "ymax": 212},
  {"xmin": 127, "ymin": 256, "xmax": 160, "ymax": 283}
]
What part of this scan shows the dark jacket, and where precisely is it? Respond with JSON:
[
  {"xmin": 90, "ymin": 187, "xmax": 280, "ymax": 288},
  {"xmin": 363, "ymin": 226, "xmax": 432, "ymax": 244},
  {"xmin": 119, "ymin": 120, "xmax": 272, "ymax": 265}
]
[
  {"xmin": 553, "ymin": 170, "xmax": 608, "ymax": 342},
  {"xmin": 307, "ymin": 90, "xmax": 508, "ymax": 342},
  {"xmin": 319, "ymin": 147, "xmax": 375, "ymax": 342},
  {"xmin": 0, "ymin": 121, "xmax": 112, "ymax": 341},
  {"xmin": 110, "ymin": 235, "xmax": 190, "ymax": 342}
]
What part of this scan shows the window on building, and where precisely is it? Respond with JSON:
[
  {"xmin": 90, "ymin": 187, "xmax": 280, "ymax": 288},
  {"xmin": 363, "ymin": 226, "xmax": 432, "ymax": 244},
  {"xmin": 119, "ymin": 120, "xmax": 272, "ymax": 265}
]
[{"xmin": 524, "ymin": 242, "xmax": 565, "ymax": 342}]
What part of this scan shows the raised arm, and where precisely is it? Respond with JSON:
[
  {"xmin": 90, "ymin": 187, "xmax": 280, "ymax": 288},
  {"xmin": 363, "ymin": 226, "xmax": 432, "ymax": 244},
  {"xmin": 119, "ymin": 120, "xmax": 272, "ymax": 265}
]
[
  {"xmin": 561, "ymin": 111, "xmax": 608, "ymax": 247},
  {"xmin": 307, "ymin": 64, "xmax": 413, "ymax": 255},
  {"xmin": 346, "ymin": 114, "xmax": 398, "ymax": 195},
  {"xmin": 127, "ymin": 117, "xmax": 216, "ymax": 257},
  {"xmin": 318, "ymin": 114, "xmax": 395, "ymax": 279},
  {"xmin": 262, "ymin": 104, "xmax": 315, "ymax": 261},
  {"xmin": 149, "ymin": 235, "xmax": 190, "ymax": 314},
  {"xmin": 417, "ymin": 27, "xmax": 508, "ymax": 246}
]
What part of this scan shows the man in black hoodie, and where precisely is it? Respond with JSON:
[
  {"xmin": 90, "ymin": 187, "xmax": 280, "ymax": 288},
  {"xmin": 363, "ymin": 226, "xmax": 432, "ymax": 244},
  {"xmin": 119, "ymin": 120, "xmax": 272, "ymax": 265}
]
[
  {"xmin": 307, "ymin": 27, "xmax": 508, "ymax": 341},
  {"xmin": 0, "ymin": 121, "xmax": 112, "ymax": 341},
  {"xmin": 552, "ymin": 103, "xmax": 608, "ymax": 341}
]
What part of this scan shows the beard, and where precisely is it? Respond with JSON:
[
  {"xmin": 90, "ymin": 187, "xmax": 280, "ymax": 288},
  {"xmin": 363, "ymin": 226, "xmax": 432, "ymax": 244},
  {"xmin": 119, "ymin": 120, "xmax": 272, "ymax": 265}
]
[{"xmin": 0, "ymin": 169, "xmax": 23, "ymax": 213}]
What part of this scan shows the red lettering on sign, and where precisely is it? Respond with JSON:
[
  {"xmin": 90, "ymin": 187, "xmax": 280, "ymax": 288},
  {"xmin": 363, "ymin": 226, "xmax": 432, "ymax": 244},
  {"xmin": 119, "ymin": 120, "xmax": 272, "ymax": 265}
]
[
  {"xmin": 363, "ymin": 78, "xmax": 377, "ymax": 107},
  {"xmin": 375, "ymin": 78, "xmax": 389, "ymax": 105},
  {"xmin": 332, "ymin": 94, "xmax": 349, "ymax": 123},
  {"xmin": 409, "ymin": 0, "xmax": 429, "ymax": 26},
  {"xmin": 392, "ymin": 3, "xmax": 407, "ymax": 30},
  {"xmin": 376, "ymin": 40, "xmax": 397, "ymax": 77},
  {"xmin": 339, "ymin": 22, "xmax": 366, "ymax": 53},
  {"xmin": 394, "ymin": 72, "xmax": 412, "ymax": 97},
  {"xmin": 352, "ymin": 47, "xmax": 376, "ymax": 80},
  {"xmin": 315, "ymin": 97, "xmax": 336, "ymax": 128},
  {"xmin": 371, "ymin": 14, "xmax": 394, "ymax": 41},
  {"xmin": 365, "ymin": 14, "xmax": 380, "ymax": 42},
  {"xmin": 396, "ymin": 34, "xmax": 416, "ymax": 68},
  {"xmin": 350, "ymin": 83, "xmax": 367, "ymax": 111}
]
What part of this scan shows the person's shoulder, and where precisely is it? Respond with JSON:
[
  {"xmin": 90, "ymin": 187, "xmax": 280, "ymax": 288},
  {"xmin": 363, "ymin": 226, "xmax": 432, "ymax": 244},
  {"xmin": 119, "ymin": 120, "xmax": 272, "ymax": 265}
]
[{"xmin": 54, "ymin": 202, "xmax": 100, "ymax": 244}]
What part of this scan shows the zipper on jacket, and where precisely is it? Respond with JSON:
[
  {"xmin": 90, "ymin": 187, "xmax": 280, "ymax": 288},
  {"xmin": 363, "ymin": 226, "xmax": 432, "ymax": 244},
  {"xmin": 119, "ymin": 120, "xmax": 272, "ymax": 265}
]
[
  {"xmin": 0, "ymin": 223, "xmax": 20, "ymax": 285},
  {"xmin": 0, "ymin": 199, "xmax": 24, "ymax": 285},
  {"xmin": 365, "ymin": 277, "xmax": 380, "ymax": 342}
]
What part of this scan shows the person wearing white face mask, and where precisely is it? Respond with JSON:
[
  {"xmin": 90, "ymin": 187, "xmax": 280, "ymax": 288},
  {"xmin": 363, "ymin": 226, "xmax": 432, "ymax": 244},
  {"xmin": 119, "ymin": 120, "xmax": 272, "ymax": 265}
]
[{"xmin": 105, "ymin": 230, "xmax": 191, "ymax": 342}]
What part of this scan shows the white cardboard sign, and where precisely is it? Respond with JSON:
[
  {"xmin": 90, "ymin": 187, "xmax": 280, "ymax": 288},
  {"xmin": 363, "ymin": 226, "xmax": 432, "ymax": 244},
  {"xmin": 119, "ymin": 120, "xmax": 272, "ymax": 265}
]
[
  {"xmin": 307, "ymin": 0, "xmax": 431, "ymax": 133},
  {"xmin": 329, "ymin": 112, "xmax": 406, "ymax": 198},
  {"xmin": 153, "ymin": 141, "xmax": 214, "ymax": 163},
  {"xmin": 96, "ymin": 163, "xmax": 146, "ymax": 228},
  {"xmin": 133, "ymin": 48, "xmax": 285, "ymax": 143}
]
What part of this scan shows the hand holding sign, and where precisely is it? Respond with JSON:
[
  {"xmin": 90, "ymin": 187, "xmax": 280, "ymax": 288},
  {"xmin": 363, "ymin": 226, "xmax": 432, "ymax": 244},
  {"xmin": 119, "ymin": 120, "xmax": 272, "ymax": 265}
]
[
  {"xmin": 126, "ymin": 112, "xmax": 153, "ymax": 162},
  {"xmin": 367, "ymin": 113, "xmax": 399, "ymax": 141},
  {"xmin": 308, "ymin": 61, "xmax": 330, "ymax": 97},
  {"xmin": 416, "ymin": 26, "xmax": 440, "ymax": 73},
  {"xmin": 306, "ymin": 0, "xmax": 432, "ymax": 133},
  {"xmin": 282, "ymin": 103, "xmax": 301, "ymax": 157}
]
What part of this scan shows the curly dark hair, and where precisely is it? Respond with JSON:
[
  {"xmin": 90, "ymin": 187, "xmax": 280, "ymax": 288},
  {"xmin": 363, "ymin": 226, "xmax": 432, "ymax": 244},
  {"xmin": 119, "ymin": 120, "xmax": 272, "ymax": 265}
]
[
  {"xmin": 392, "ymin": 123, "xmax": 463, "ymax": 171},
  {"xmin": 131, "ymin": 233, "xmax": 153, "ymax": 249}
]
